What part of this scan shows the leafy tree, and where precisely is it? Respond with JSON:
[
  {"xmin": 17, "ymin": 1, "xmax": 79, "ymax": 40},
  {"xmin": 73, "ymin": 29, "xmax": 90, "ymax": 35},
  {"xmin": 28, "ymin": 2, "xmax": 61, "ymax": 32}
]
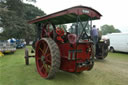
[
  {"xmin": 6, "ymin": 0, "xmax": 24, "ymax": 16},
  {"xmin": 0, "ymin": 0, "xmax": 46, "ymax": 44},
  {"xmin": 24, "ymin": 3, "xmax": 45, "ymax": 20},
  {"xmin": 100, "ymin": 24, "xmax": 121, "ymax": 35}
]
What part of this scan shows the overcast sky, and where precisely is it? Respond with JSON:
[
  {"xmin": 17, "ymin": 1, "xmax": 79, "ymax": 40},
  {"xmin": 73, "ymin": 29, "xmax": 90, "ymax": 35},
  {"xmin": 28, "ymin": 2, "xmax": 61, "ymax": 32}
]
[{"xmin": 27, "ymin": 0, "xmax": 128, "ymax": 32}]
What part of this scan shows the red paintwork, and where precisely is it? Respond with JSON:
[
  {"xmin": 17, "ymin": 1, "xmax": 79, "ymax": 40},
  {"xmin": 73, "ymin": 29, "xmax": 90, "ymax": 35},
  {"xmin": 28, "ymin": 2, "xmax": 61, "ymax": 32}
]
[
  {"xmin": 37, "ymin": 22, "xmax": 94, "ymax": 74},
  {"xmin": 57, "ymin": 42, "xmax": 92, "ymax": 72}
]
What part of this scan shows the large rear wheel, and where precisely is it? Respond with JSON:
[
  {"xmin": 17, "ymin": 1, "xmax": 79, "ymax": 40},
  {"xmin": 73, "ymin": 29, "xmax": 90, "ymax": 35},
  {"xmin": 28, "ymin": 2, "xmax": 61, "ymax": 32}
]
[
  {"xmin": 35, "ymin": 38, "xmax": 60, "ymax": 79},
  {"xmin": 95, "ymin": 43, "xmax": 109, "ymax": 60}
]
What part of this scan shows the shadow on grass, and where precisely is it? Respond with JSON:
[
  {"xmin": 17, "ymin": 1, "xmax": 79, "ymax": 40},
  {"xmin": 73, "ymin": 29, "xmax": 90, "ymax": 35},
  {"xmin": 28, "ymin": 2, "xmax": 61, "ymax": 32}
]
[
  {"xmin": 94, "ymin": 59, "xmax": 108, "ymax": 63},
  {"xmin": 115, "ymin": 52, "xmax": 128, "ymax": 54},
  {"xmin": 51, "ymin": 71, "xmax": 88, "ymax": 84},
  {"xmin": 109, "ymin": 51, "xmax": 128, "ymax": 54}
]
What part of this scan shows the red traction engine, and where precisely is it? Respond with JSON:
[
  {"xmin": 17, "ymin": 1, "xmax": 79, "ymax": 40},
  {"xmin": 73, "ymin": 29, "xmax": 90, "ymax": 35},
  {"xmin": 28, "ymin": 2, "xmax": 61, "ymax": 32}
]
[{"xmin": 26, "ymin": 6, "xmax": 102, "ymax": 79}]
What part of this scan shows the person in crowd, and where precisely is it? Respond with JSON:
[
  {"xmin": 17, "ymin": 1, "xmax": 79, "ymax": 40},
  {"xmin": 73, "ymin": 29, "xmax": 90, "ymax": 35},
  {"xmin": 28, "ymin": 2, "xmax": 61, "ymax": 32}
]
[{"xmin": 91, "ymin": 25, "xmax": 98, "ymax": 45}]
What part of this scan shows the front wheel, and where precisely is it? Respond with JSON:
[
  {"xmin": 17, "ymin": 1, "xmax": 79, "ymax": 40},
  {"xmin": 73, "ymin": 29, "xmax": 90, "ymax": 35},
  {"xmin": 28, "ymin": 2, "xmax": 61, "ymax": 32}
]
[{"xmin": 35, "ymin": 38, "xmax": 60, "ymax": 79}]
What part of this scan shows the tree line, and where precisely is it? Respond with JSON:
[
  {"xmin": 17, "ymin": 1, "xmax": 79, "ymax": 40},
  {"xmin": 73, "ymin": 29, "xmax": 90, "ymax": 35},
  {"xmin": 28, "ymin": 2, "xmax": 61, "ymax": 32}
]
[{"xmin": 100, "ymin": 24, "xmax": 121, "ymax": 35}]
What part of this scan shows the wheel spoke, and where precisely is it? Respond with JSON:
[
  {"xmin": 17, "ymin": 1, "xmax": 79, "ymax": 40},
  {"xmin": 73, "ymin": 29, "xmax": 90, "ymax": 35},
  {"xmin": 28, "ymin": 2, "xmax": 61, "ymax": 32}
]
[
  {"xmin": 46, "ymin": 64, "xmax": 51, "ymax": 73},
  {"xmin": 41, "ymin": 64, "xmax": 48, "ymax": 75},
  {"xmin": 44, "ymin": 46, "xmax": 49, "ymax": 56},
  {"xmin": 40, "ymin": 64, "xmax": 45, "ymax": 72},
  {"xmin": 39, "ymin": 42, "xmax": 47, "ymax": 55},
  {"xmin": 45, "ymin": 53, "xmax": 51, "ymax": 64},
  {"xmin": 40, "ymin": 63, "xmax": 49, "ymax": 75},
  {"xmin": 44, "ymin": 64, "xmax": 48, "ymax": 73},
  {"xmin": 44, "ymin": 64, "xmax": 51, "ymax": 73},
  {"xmin": 39, "ymin": 47, "xmax": 45, "ymax": 54}
]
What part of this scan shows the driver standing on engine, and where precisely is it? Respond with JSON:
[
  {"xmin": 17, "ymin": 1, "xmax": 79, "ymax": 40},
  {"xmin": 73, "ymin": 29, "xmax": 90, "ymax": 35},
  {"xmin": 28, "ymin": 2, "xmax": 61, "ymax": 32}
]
[{"xmin": 91, "ymin": 25, "xmax": 98, "ymax": 45}]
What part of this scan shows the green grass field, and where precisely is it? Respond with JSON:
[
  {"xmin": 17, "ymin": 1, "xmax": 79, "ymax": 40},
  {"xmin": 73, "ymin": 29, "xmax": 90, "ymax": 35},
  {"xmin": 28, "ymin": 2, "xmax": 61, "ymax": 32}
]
[{"xmin": 0, "ymin": 46, "xmax": 128, "ymax": 85}]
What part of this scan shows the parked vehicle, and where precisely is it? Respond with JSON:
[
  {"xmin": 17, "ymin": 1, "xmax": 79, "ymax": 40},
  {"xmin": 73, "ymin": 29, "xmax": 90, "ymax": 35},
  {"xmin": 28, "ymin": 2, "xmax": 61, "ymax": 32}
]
[
  {"xmin": 16, "ymin": 39, "xmax": 26, "ymax": 48},
  {"xmin": 25, "ymin": 5, "xmax": 102, "ymax": 79},
  {"xmin": 0, "ymin": 40, "xmax": 16, "ymax": 53},
  {"xmin": 107, "ymin": 33, "xmax": 128, "ymax": 53},
  {"xmin": 8, "ymin": 38, "xmax": 26, "ymax": 49}
]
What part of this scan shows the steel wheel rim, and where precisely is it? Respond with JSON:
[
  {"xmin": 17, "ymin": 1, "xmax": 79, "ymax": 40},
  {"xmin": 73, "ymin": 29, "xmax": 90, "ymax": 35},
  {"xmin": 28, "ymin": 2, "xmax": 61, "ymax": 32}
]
[{"xmin": 36, "ymin": 40, "xmax": 52, "ymax": 78}]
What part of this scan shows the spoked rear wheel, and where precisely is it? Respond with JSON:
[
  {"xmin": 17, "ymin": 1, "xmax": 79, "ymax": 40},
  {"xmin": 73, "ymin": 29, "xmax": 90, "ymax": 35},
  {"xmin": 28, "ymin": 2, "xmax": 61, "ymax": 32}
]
[{"xmin": 35, "ymin": 38, "xmax": 60, "ymax": 79}]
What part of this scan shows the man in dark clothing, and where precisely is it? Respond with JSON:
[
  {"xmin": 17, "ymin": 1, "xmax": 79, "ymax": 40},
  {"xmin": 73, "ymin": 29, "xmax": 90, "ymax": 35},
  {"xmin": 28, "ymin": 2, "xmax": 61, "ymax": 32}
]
[{"xmin": 91, "ymin": 25, "xmax": 98, "ymax": 45}]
